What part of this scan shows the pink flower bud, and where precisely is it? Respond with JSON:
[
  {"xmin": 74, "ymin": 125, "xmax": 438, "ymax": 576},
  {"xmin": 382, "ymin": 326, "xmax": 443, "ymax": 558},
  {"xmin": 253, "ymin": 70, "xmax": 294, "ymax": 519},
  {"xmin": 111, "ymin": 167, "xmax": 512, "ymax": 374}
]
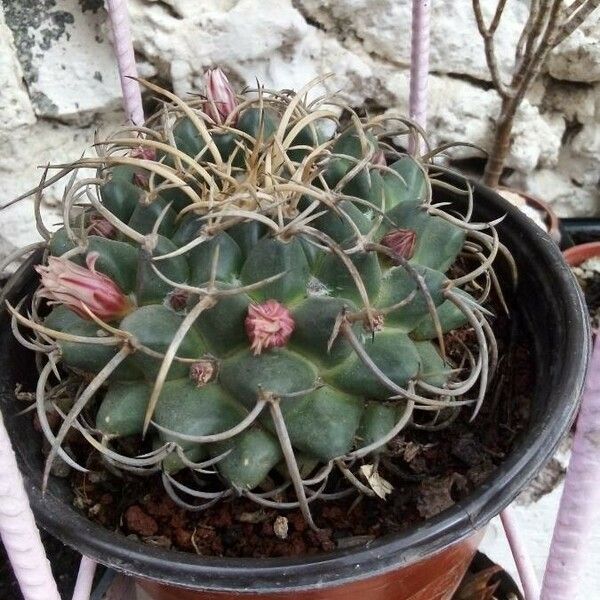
[
  {"xmin": 381, "ymin": 228, "xmax": 417, "ymax": 261},
  {"xmin": 129, "ymin": 147, "xmax": 156, "ymax": 189},
  {"xmin": 35, "ymin": 254, "xmax": 133, "ymax": 321},
  {"xmin": 167, "ymin": 288, "xmax": 190, "ymax": 312},
  {"xmin": 87, "ymin": 215, "xmax": 117, "ymax": 239},
  {"xmin": 203, "ymin": 68, "xmax": 238, "ymax": 125},
  {"xmin": 130, "ymin": 146, "xmax": 157, "ymax": 161},
  {"xmin": 372, "ymin": 149, "xmax": 386, "ymax": 167},
  {"xmin": 245, "ymin": 300, "xmax": 295, "ymax": 355},
  {"xmin": 132, "ymin": 171, "xmax": 150, "ymax": 189}
]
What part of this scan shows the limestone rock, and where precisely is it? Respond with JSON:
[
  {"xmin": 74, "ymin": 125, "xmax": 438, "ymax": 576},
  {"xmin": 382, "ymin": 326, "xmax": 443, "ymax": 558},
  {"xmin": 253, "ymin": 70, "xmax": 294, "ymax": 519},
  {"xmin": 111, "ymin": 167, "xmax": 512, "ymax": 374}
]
[
  {"xmin": 548, "ymin": 15, "xmax": 600, "ymax": 83},
  {"xmin": 571, "ymin": 121, "xmax": 600, "ymax": 179},
  {"xmin": 558, "ymin": 121, "xmax": 600, "ymax": 208},
  {"xmin": 426, "ymin": 77, "xmax": 500, "ymax": 160},
  {"xmin": 510, "ymin": 104, "xmax": 564, "ymax": 172},
  {"xmin": 506, "ymin": 167, "xmax": 599, "ymax": 217},
  {"xmin": 295, "ymin": 0, "xmax": 527, "ymax": 82},
  {"xmin": 3, "ymin": 0, "xmax": 122, "ymax": 123},
  {"xmin": 0, "ymin": 111, "xmax": 125, "ymax": 257},
  {"xmin": 128, "ymin": 0, "xmax": 372, "ymax": 100},
  {"xmin": 384, "ymin": 76, "xmax": 564, "ymax": 173},
  {"xmin": 506, "ymin": 120, "xmax": 600, "ymax": 217},
  {"xmin": 0, "ymin": 6, "xmax": 35, "ymax": 130},
  {"xmin": 543, "ymin": 79, "xmax": 597, "ymax": 122}
]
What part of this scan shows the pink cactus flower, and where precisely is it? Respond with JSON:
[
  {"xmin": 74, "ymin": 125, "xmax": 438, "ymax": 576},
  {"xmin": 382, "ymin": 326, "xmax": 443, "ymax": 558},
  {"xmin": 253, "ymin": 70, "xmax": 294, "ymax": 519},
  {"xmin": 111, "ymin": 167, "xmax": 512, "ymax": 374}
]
[
  {"xmin": 203, "ymin": 67, "xmax": 238, "ymax": 125},
  {"xmin": 245, "ymin": 300, "xmax": 295, "ymax": 355},
  {"xmin": 381, "ymin": 228, "xmax": 417, "ymax": 261},
  {"xmin": 35, "ymin": 253, "xmax": 133, "ymax": 321}
]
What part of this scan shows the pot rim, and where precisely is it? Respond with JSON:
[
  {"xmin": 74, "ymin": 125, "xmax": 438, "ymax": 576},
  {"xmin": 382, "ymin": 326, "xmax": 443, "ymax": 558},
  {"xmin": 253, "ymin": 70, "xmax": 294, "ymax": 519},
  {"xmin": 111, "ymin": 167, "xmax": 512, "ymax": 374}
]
[
  {"xmin": 1, "ymin": 177, "xmax": 590, "ymax": 594},
  {"xmin": 563, "ymin": 241, "xmax": 600, "ymax": 267}
]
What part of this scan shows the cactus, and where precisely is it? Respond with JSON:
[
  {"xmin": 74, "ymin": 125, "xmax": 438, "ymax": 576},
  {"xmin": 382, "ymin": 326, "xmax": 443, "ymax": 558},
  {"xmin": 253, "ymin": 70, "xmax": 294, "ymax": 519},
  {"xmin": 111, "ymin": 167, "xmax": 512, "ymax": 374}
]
[{"xmin": 9, "ymin": 70, "xmax": 510, "ymax": 528}]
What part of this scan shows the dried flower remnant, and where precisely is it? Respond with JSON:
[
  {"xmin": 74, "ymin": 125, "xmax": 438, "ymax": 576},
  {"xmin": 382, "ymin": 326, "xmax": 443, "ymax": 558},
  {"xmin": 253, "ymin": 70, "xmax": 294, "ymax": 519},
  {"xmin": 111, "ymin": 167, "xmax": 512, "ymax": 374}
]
[
  {"xmin": 189, "ymin": 360, "xmax": 217, "ymax": 387},
  {"xmin": 245, "ymin": 300, "xmax": 295, "ymax": 355}
]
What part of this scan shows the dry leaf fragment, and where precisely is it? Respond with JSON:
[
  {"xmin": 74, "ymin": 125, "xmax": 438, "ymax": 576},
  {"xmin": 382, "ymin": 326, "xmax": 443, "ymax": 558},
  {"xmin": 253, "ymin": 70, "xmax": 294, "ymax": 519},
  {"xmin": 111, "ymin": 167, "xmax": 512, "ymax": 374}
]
[
  {"xmin": 417, "ymin": 472, "xmax": 468, "ymax": 518},
  {"xmin": 359, "ymin": 464, "xmax": 394, "ymax": 499},
  {"xmin": 403, "ymin": 441, "xmax": 421, "ymax": 463},
  {"xmin": 455, "ymin": 565, "xmax": 502, "ymax": 599}
]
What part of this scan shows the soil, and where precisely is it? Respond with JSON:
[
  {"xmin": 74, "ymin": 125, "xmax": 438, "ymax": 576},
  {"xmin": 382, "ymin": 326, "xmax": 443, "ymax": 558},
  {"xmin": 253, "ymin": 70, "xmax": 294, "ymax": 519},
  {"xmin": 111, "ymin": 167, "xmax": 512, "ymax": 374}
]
[
  {"xmin": 572, "ymin": 257, "xmax": 600, "ymax": 331},
  {"xmin": 59, "ymin": 307, "xmax": 533, "ymax": 559}
]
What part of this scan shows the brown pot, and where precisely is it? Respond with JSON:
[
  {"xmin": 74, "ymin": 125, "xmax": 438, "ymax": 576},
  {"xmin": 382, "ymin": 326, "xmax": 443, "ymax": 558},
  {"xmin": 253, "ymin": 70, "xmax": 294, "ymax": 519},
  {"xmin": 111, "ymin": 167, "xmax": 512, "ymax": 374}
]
[
  {"xmin": 498, "ymin": 187, "xmax": 561, "ymax": 243},
  {"xmin": 563, "ymin": 242, "xmax": 600, "ymax": 267},
  {"xmin": 138, "ymin": 532, "xmax": 483, "ymax": 600}
]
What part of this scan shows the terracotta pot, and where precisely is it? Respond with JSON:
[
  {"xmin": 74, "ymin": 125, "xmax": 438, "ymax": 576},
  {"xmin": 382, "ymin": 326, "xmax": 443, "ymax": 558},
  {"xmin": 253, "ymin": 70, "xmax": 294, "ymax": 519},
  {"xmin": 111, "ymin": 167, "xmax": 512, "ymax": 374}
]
[
  {"xmin": 0, "ymin": 176, "xmax": 589, "ymax": 599},
  {"xmin": 563, "ymin": 242, "xmax": 600, "ymax": 267},
  {"xmin": 139, "ymin": 532, "xmax": 483, "ymax": 600}
]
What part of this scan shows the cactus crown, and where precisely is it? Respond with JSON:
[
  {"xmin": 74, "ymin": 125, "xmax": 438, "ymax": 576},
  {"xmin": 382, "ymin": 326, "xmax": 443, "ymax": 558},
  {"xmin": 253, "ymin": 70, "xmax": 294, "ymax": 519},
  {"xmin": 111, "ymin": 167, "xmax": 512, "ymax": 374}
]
[{"xmin": 10, "ymin": 72, "xmax": 511, "ymax": 529}]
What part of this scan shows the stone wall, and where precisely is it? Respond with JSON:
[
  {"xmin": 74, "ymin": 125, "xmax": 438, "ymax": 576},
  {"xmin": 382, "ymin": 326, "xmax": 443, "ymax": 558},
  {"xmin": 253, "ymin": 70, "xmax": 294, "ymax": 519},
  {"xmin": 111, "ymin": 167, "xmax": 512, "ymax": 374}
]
[{"xmin": 1, "ymin": 0, "xmax": 599, "ymax": 256}]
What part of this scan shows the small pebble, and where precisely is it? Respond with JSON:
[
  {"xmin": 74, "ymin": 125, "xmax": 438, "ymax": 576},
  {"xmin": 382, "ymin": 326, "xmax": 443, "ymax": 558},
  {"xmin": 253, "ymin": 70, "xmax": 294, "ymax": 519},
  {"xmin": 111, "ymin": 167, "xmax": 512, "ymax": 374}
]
[{"xmin": 273, "ymin": 516, "xmax": 288, "ymax": 540}]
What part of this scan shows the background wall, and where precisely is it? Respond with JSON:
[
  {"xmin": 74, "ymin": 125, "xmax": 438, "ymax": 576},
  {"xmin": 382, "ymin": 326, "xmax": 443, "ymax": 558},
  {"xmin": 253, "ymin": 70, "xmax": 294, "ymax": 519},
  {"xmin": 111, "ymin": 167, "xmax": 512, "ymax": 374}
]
[{"xmin": 1, "ymin": 0, "xmax": 599, "ymax": 257}]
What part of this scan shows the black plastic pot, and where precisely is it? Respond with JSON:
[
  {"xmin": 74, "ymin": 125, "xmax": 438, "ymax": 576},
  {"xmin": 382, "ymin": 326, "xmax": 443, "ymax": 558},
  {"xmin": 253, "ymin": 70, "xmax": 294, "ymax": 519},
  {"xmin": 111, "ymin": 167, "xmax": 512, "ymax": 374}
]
[
  {"xmin": 0, "ymin": 177, "xmax": 590, "ymax": 596},
  {"xmin": 560, "ymin": 217, "xmax": 600, "ymax": 249}
]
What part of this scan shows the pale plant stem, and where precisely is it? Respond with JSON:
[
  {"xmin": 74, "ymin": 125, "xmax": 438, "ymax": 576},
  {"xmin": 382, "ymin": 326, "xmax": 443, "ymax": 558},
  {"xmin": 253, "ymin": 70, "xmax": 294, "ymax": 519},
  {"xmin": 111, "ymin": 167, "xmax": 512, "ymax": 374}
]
[{"xmin": 478, "ymin": 0, "xmax": 596, "ymax": 187}]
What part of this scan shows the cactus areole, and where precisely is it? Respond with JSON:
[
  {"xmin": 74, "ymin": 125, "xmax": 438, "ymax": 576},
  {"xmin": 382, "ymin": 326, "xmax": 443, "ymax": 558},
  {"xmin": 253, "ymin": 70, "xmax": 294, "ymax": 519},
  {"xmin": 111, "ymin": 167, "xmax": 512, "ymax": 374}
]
[
  {"xmin": 11, "ymin": 71, "xmax": 512, "ymax": 529},
  {"xmin": 245, "ymin": 300, "xmax": 295, "ymax": 355}
]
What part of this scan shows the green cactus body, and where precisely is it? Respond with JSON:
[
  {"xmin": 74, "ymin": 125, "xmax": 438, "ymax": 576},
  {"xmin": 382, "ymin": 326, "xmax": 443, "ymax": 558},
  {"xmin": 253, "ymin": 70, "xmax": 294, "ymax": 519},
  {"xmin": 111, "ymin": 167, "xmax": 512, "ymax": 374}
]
[{"xmin": 33, "ymin": 77, "xmax": 499, "ymax": 513}]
